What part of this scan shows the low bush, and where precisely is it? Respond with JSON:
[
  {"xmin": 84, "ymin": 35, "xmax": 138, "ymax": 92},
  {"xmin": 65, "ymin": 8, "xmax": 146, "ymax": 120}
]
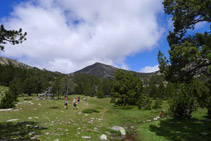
[{"xmin": 82, "ymin": 109, "xmax": 99, "ymax": 113}]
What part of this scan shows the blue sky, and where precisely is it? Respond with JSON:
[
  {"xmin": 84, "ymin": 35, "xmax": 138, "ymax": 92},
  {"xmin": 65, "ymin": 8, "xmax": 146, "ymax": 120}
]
[{"xmin": 0, "ymin": 0, "xmax": 208, "ymax": 73}]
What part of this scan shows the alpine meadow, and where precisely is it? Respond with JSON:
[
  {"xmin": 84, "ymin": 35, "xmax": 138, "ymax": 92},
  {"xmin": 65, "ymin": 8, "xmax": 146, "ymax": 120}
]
[{"xmin": 0, "ymin": 0, "xmax": 211, "ymax": 141}]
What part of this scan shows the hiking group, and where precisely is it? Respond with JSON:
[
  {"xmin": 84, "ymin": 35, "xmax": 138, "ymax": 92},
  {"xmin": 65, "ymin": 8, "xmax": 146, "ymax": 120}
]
[{"xmin": 64, "ymin": 96, "xmax": 81, "ymax": 110}]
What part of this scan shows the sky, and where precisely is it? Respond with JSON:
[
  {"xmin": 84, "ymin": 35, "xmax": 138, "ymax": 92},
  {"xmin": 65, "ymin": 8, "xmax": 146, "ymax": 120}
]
[{"xmin": 0, "ymin": 0, "xmax": 208, "ymax": 74}]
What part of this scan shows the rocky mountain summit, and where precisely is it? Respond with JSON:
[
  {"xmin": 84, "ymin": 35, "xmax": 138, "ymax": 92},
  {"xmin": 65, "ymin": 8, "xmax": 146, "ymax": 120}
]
[{"xmin": 73, "ymin": 62, "xmax": 156, "ymax": 78}]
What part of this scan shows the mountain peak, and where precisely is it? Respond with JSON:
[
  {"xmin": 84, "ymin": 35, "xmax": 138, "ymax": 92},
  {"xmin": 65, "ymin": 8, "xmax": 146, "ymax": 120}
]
[{"xmin": 74, "ymin": 62, "xmax": 117, "ymax": 78}]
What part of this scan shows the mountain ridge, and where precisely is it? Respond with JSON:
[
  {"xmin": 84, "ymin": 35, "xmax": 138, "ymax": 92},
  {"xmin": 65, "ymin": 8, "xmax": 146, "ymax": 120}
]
[
  {"xmin": 0, "ymin": 57, "xmax": 158, "ymax": 78},
  {"xmin": 73, "ymin": 62, "xmax": 157, "ymax": 78}
]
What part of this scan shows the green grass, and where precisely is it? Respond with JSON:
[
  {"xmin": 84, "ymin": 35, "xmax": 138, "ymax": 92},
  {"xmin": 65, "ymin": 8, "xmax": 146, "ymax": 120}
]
[
  {"xmin": 0, "ymin": 93, "xmax": 210, "ymax": 141},
  {"xmin": 0, "ymin": 86, "xmax": 9, "ymax": 99}
]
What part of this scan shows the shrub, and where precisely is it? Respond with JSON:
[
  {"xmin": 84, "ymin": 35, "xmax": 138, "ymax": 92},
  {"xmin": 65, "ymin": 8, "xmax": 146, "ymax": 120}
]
[
  {"xmin": 137, "ymin": 94, "xmax": 152, "ymax": 110},
  {"xmin": 110, "ymin": 98, "xmax": 116, "ymax": 103},
  {"xmin": 168, "ymin": 84, "xmax": 197, "ymax": 119},
  {"xmin": 152, "ymin": 99, "xmax": 162, "ymax": 109},
  {"xmin": 0, "ymin": 91, "xmax": 15, "ymax": 109},
  {"xmin": 82, "ymin": 109, "xmax": 99, "ymax": 113}
]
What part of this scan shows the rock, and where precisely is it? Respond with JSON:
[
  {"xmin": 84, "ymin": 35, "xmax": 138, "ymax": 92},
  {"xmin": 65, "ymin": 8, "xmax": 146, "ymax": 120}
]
[
  {"xmin": 120, "ymin": 127, "xmax": 126, "ymax": 136},
  {"xmin": 26, "ymin": 124, "xmax": 32, "ymax": 127},
  {"xmin": 85, "ymin": 114, "xmax": 88, "ymax": 116},
  {"xmin": 54, "ymin": 139, "xmax": 59, "ymax": 141},
  {"xmin": 28, "ymin": 117, "xmax": 32, "ymax": 119},
  {"xmin": 31, "ymin": 137, "xmax": 36, "ymax": 140},
  {"xmin": 34, "ymin": 117, "xmax": 39, "ymax": 119},
  {"xmin": 7, "ymin": 119, "xmax": 19, "ymax": 121},
  {"xmin": 65, "ymin": 129, "xmax": 69, "ymax": 132},
  {"xmin": 29, "ymin": 131, "xmax": 35, "ymax": 136},
  {"xmin": 82, "ymin": 136, "xmax": 91, "ymax": 139},
  {"xmin": 45, "ymin": 132, "xmax": 50, "ymax": 135},
  {"xmin": 100, "ymin": 134, "xmax": 107, "ymax": 140},
  {"xmin": 34, "ymin": 125, "xmax": 40, "ymax": 128},
  {"xmin": 153, "ymin": 117, "xmax": 158, "ymax": 121},
  {"xmin": 78, "ymin": 112, "xmax": 82, "ymax": 115},
  {"xmin": 110, "ymin": 126, "xmax": 126, "ymax": 136},
  {"xmin": 0, "ymin": 108, "xmax": 13, "ymax": 112}
]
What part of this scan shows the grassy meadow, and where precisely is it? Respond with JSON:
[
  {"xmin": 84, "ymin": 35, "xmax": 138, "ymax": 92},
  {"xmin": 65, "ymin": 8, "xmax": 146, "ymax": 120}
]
[{"xmin": 0, "ymin": 86, "xmax": 211, "ymax": 141}]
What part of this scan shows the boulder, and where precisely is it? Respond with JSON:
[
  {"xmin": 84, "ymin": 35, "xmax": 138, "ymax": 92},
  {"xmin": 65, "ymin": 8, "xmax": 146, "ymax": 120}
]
[
  {"xmin": 100, "ymin": 134, "xmax": 107, "ymax": 140},
  {"xmin": 110, "ymin": 126, "xmax": 126, "ymax": 136}
]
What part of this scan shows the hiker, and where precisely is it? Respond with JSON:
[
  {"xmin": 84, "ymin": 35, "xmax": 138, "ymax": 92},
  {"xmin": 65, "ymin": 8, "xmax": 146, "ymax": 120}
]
[
  {"xmin": 84, "ymin": 97, "xmax": 87, "ymax": 105},
  {"xmin": 159, "ymin": 110, "xmax": 165, "ymax": 118},
  {"xmin": 73, "ymin": 98, "xmax": 77, "ymax": 110},
  {"xmin": 78, "ymin": 96, "xmax": 80, "ymax": 102},
  {"xmin": 64, "ymin": 96, "xmax": 68, "ymax": 109}
]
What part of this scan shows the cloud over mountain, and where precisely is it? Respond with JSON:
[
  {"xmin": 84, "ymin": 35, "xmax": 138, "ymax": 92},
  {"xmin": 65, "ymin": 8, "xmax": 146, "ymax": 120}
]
[{"xmin": 1, "ymin": 0, "xmax": 163, "ymax": 73}]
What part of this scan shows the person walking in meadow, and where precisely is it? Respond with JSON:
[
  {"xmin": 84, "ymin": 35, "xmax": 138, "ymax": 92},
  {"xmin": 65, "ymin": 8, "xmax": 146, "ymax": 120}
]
[
  {"xmin": 73, "ymin": 98, "xmax": 77, "ymax": 110},
  {"xmin": 64, "ymin": 96, "xmax": 68, "ymax": 109},
  {"xmin": 78, "ymin": 96, "xmax": 80, "ymax": 102}
]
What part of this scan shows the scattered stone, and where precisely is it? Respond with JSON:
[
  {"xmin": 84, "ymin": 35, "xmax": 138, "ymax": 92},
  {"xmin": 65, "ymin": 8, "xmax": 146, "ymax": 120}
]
[
  {"xmin": 77, "ymin": 128, "xmax": 81, "ymax": 130},
  {"xmin": 201, "ymin": 132, "xmax": 208, "ymax": 136},
  {"xmin": 28, "ymin": 117, "xmax": 32, "ymax": 120},
  {"xmin": 45, "ymin": 132, "xmax": 50, "ymax": 135},
  {"xmin": 65, "ymin": 129, "xmax": 69, "ymax": 132},
  {"xmin": 26, "ymin": 124, "xmax": 32, "ymax": 127},
  {"xmin": 153, "ymin": 118, "xmax": 158, "ymax": 121},
  {"xmin": 54, "ymin": 139, "xmax": 59, "ymax": 141},
  {"xmin": 78, "ymin": 112, "xmax": 82, "ymax": 115},
  {"xmin": 85, "ymin": 114, "xmax": 88, "ymax": 116},
  {"xmin": 78, "ymin": 132, "xmax": 81, "ymax": 134},
  {"xmin": 110, "ymin": 126, "xmax": 126, "ymax": 136},
  {"xmin": 98, "ymin": 119, "xmax": 103, "ymax": 121},
  {"xmin": 31, "ymin": 137, "xmax": 36, "ymax": 140},
  {"xmin": 29, "ymin": 131, "xmax": 35, "ymax": 136},
  {"xmin": 120, "ymin": 127, "xmax": 126, "ymax": 136},
  {"xmin": 91, "ymin": 118, "xmax": 95, "ymax": 120},
  {"xmin": 82, "ymin": 136, "xmax": 91, "ymax": 139},
  {"xmin": 7, "ymin": 119, "xmax": 19, "ymax": 122},
  {"xmin": 61, "ymin": 111, "xmax": 64, "ymax": 112},
  {"xmin": 88, "ymin": 120, "xmax": 94, "ymax": 124},
  {"xmin": 34, "ymin": 125, "xmax": 40, "ymax": 129},
  {"xmin": 0, "ymin": 108, "xmax": 13, "ymax": 112},
  {"xmin": 14, "ymin": 109, "xmax": 20, "ymax": 111},
  {"xmin": 100, "ymin": 134, "xmax": 107, "ymax": 140},
  {"xmin": 131, "ymin": 126, "xmax": 134, "ymax": 129},
  {"xmin": 34, "ymin": 117, "xmax": 39, "ymax": 119}
]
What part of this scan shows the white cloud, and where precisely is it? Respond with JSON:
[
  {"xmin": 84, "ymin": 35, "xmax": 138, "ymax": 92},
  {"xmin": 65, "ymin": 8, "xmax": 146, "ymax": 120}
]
[
  {"xmin": 1, "ymin": 0, "xmax": 164, "ymax": 73},
  {"xmin": 140, "ymin": 65, "xmax": 159, "ymax": 73}
]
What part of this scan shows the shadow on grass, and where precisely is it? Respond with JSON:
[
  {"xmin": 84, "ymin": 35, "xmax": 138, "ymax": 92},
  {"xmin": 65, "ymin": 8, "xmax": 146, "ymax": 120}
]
[
  {"xmin": 49, "ymin": 106, "xmax": 60, "ymax": 109},
  {"xmin": 149, "ymin": 118, "xmax": 211, "ymax": 141},
  {"xmin": 114, "ymin": 106, "xmax": 134, "ymax": 110},
  {"xmin": 0, "ymin": 121, "xmax": 47, "ymax": 140}
]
